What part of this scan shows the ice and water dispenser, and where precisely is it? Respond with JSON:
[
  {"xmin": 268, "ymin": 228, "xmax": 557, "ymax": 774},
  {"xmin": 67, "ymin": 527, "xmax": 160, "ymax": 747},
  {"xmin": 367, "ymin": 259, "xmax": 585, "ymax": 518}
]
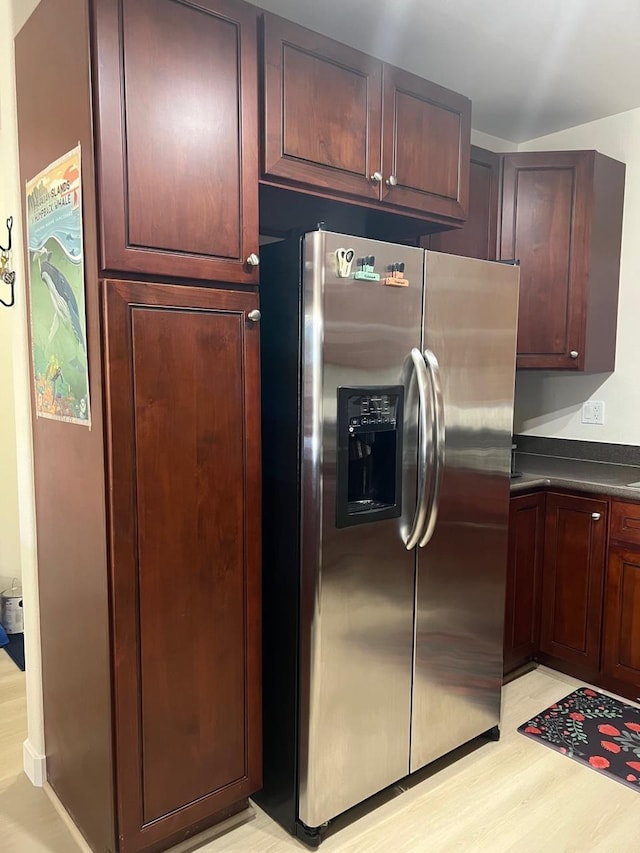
[{"xmin": 336, "ymin": 386, "xmax": 404, "ymax": 528}]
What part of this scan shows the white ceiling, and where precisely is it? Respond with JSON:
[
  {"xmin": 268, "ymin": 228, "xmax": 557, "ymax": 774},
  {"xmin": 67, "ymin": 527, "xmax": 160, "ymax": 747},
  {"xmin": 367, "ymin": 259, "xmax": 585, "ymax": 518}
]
[{"xmin": 252, "ymin": 0, "xmax": 640, "ymax": 143}]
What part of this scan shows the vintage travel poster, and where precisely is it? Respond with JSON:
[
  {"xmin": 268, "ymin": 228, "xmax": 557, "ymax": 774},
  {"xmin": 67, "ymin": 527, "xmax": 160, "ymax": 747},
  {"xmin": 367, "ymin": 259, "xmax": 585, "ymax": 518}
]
[{"xmin": 26, "ymin": 145, "xmax": 90, "ymax": 427}]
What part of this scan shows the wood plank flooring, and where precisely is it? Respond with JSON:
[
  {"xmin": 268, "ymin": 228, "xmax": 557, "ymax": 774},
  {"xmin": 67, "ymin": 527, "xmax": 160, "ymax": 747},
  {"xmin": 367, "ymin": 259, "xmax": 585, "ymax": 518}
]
[{"xmin": 0, "ymin": 653, "xmax": 638, "ymax": 852}]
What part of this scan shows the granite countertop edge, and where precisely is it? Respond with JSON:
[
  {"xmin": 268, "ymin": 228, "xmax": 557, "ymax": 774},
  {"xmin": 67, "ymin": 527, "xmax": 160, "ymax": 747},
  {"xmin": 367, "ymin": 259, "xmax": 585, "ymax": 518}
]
[{"xmin": 510, "ymin": 454, "xmax": 640, "ymax": 501}]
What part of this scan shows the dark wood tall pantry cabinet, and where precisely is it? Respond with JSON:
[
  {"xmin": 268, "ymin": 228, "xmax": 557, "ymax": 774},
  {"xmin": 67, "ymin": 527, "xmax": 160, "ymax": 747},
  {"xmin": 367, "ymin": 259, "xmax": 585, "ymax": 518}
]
[{"xmin": 16, "ymin": 1, "xmax": 261, "ymax": 851}]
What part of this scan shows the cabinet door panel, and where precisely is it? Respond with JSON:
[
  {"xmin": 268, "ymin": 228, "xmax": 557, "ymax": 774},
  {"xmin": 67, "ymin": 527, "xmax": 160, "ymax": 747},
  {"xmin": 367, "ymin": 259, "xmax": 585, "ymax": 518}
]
[
  {"xmin": 262, "ymin": 13, "xmax": 382, "ymax": 199},
  {"xmin": 539, "ymin": 493, "xmax": 606, "ymax": 674},
  {"xmin": 501, "ymin": 153, "xmax": 591, "ymax": 369},
  {"xmin": 103, "ymin": 280, "xmax": 261, "ymax": 849},
  {"xmin": 504, "ymin": 493, "xmax": 544, "ymax": 674},
  {"xmin": 603, "ymin": 549, "xmax": 640, "ymax": 689},
  {"xmin": 94, "ymin": 0, "xmax": 259, "ymax": 284},
  {"xmin": 381, "ymin": 66, "xmax": 470, "ymax": 221},
  {"xmin": 430, "ymin": 147, "xmax": 500, "ymax": 259}
]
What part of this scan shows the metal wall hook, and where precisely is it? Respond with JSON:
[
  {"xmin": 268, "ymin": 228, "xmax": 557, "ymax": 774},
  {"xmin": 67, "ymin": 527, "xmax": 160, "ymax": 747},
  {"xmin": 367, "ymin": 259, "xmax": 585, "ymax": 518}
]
[
  {"xmin": 0, "ymin": 216, "xmax": 16, "ymax": 308},
  {"xmin": 0, "ymin": 216, "xmax": 13, "ymax": 252}
]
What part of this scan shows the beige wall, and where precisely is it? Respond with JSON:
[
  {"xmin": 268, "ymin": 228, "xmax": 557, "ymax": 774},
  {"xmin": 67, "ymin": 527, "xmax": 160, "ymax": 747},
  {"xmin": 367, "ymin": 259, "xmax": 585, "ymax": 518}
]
[
  {"xmin": 1, "ymin": 0, "xmax": 45, "ymax": 777},
  {"xmin": 0, "ymin": 24, "xmax": 21, "ymax": 590},
  {"xmin": 513, "ymin": 108, "xmax": 640, "ymax": 444}
]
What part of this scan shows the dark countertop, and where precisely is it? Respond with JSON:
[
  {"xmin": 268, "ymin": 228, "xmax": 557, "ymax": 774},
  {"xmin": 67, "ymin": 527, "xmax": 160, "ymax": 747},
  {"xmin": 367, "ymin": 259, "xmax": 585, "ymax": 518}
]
[{"xmin": 511, "ymin": 453, "xmax": 640, "ymax": 500}]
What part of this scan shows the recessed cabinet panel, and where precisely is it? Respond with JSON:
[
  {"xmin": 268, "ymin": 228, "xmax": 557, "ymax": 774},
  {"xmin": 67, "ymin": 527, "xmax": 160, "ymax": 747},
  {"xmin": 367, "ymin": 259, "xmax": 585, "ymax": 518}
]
[
  {"xmin": 393, "ymin": 92, "xmax": 461, "ymax": 199},
  {"xmin": 382, "ymin": 65, "xmax": 470, "ymax": 220},
  {"xmin": 603, "ymin": 549, "xmax": 640, "ymax": 689},
  {"xmin": 262, "ymin": 12, "xmax": 382, "ymax": 200},
  {"xmin": 504, "ymin": 493, "xmax": 544, "ymax": 674},
  {"xmin": 282, "ymin": 45, "xmax": 368, "ymax": 175},
  {"xmin": 124, "ymin": 1, "xmax": 241, "ymax": 259},
  {"xmin": 94, "ymin": 0, "xmax": 259, "ymax": 283},
  {"xmin": 539, "ymin": 493, "xmax": 607, "ymax": 676},
  {"xmin": 509, "ymin": 167, "xmax": 575, "ymax": 356},
  {"xmin": 617, "ymin": 559, "xmax": 640, "ymax": 671},
  {"xmin": 132, "ymin": 306, "xmax": 247, "ymax": 822}
]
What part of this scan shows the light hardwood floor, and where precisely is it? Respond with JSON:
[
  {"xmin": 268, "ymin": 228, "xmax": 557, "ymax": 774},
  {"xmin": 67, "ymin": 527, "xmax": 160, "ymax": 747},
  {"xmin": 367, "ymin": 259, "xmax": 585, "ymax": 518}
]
[{"xmin": 1, "ymin": 653, "xmax": 638, "ymax": 852}]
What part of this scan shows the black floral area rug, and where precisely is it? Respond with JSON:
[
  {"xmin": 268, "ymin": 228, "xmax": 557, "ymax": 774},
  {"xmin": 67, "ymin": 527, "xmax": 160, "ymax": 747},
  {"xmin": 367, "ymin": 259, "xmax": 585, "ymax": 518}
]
[{"xmin": 518, "ymin": 687, "xmax": 640, "ymax": 791}]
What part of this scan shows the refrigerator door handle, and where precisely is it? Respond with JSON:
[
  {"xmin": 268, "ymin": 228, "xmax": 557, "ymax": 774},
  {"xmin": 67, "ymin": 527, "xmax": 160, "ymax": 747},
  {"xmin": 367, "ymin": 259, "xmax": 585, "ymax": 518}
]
[
  {"xmin": 405, "ymin": 348, "xmax": 430, "ymax": 550},
  {"xmin": 419, "ymin": 348, "xmax": 445, "ymax": 548}
]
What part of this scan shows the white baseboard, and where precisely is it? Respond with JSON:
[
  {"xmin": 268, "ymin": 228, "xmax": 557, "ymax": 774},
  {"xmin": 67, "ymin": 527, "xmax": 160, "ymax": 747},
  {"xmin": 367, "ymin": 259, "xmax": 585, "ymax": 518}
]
[{"xmin": 23, "ymin": 738, "xmax": 46, "ymax": 786}]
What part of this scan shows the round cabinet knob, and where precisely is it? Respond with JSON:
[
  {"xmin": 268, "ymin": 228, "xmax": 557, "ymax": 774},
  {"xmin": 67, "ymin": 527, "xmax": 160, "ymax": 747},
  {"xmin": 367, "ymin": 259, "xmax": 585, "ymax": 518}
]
[
  {"xmin": 247, "ymin": 309, "xmax": 261, "ymax": 323},
  {"xmin": 386, "ymin": 175, "xmax": 398, "ymax": 187},
  {"xmin": 591, "ymin": 512, "xmax": 601, "ymax": 521},
  {"xmin": 246, "ymin": 253, "xmax": 260, "ymax": 267},
  {"xmin": 370, "ymin": 171, "xmax": 383, "ymax": 183},
  {"xmin": 570, "ymin": 350, "xmax": 579, "ymax": 359}
]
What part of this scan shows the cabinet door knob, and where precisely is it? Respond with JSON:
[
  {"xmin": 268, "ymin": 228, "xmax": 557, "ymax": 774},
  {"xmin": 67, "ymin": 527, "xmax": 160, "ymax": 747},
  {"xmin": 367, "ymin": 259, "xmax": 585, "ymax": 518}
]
[
  {"xmin": 246, "ymin": 253, "xmax": 260, "ymax": 267},
  {"xmin": 386, "ymin": 175, "xmax": 398, "ymax": 187},
  {"xmin": 591, "ymin": 512, "xmax": 601, "ymax": 520},
  {"xmin": 370, "ymin": 171, "xmax": 383, "ymax": 183},
  {"xmin": 570, "ymin": 350, "xmax": 579, "ymax": 359},
  {"xmin": 247, "ymin": 309, "xmax": 261, "ymax": 323}
]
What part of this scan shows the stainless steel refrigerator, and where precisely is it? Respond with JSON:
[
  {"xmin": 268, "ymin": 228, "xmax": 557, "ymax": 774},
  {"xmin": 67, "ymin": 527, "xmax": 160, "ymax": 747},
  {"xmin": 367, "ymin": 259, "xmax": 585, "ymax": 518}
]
[{"xmin": 255, "ymin": 230, "xmax": 519, "ymax": 846}]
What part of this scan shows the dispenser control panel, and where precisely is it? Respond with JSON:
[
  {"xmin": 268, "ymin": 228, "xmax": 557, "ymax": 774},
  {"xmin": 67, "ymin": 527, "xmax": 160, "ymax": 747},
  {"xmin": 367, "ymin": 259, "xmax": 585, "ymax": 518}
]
[{"xmin": 348, "ymin": 393, "xmax": 399, "ymax": 433}]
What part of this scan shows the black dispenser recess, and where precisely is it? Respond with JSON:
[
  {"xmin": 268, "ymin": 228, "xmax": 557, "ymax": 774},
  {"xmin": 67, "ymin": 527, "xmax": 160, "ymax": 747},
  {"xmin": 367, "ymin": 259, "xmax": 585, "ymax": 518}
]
[{"xmin": 336, "ymin": 386, "xmax": 404, "ymax": 528}]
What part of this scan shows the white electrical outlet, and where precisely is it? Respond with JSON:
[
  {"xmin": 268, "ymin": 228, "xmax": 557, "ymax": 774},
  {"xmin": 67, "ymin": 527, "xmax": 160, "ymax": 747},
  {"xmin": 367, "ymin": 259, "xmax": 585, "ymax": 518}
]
[{"xmin": 582, "ymin": 401, "xmax": 605, "ymax": 425}]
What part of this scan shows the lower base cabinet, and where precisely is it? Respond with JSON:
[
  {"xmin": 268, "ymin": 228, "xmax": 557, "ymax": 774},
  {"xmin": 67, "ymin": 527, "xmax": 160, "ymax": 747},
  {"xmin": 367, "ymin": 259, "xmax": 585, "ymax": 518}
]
[
  {"xmin": 506, "ymin": 490, "xmax": 640, "ymax": 703},
  {"xmin": 538, "ymin": 492, "xmax": 608, "ymax": 680},
  {"xmin": 602, "ymin": 548, "xmax": 640, "ymax": 698},
  {"xmin": 504, "ymin": 493, "xmax": 544, "ymax": 674}
]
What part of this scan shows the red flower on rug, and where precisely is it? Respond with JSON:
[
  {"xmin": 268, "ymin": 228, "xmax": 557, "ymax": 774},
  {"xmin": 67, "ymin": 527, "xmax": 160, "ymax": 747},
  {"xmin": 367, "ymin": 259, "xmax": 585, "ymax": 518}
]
[
  {"xmin": 598, "ymin": 724, "xmax": 621, "ymax": 736},
  {"xmin": 584, "ymin": 689, "xmax": 597, "ymax": 697},
  {"xmin": 570, "ymin": 712, "xmax": 585, "ymax": 721},
  {"xmin": 624, "ymin": 722, "xmax": 640, "ymax": 733},
  {"xmin": 602, "ymin": 740, "xmax": 621, "ymax": 753},
  {"xmin": 589, "ymin": 756, "xmax": 610, "ymax": 769},
  {"xmin": 524, "ymin": 725, "xmax": 541, "ymax": 734},
  {"xmin": 626, "ymin": 761, "xmax": 640, "ymax": 772}
]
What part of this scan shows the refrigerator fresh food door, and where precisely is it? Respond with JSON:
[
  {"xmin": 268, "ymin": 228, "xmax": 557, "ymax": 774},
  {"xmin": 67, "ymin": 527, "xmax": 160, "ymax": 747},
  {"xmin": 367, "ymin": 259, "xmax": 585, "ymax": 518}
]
[
  {"xmin": 410, "ymin": 252, "xmax": 519, "ymax": 773},
  {"xmin": 299, "ymin": 232, "xmax": 424, "ymax": 828}
]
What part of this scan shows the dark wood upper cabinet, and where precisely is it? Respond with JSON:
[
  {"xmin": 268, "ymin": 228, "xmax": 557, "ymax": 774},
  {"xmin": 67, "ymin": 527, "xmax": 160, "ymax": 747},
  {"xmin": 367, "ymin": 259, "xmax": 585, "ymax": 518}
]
[
  {"xmin": 500, "ymin": 151, "xmax": 625, "ymax": 371},
  {"xmin": 380, "ymin": 66, "xmax": 470, "ymax": 221},
  {"xmin": 504, "ymin": 493, "xmax": 545, "ymax": 675},
  {"xmin": 261, "ymin": 12, "xmax": 470, "ymax": 225},
  {"xmin": 261, "ymin": 13, "xmax": 382, "ymax": 201},
  {"xmin": 539, "ymin": 492, "xmax": 608, "ymax": 678},
  {"xmin": 93, "ymin": 0, "xmax": 260, "ymax": 284},
  {"xmin": 103, "ymin": 279, "xmax": 262, "ymax": 849},
  {"xmin": 430, "ymin": 146, "xmax": 500, "ymax": 259}
]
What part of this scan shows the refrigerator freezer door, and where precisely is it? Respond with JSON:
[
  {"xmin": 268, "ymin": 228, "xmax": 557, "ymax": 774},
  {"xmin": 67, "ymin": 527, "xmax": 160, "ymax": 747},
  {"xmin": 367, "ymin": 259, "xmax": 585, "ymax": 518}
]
[
  {"xmin": 298, "ymin": 232, "xmax": 424, "ymax": 828},
  {"xmin": 410, "ymin": 252, "xmax": 519, "ymax": 773}
]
